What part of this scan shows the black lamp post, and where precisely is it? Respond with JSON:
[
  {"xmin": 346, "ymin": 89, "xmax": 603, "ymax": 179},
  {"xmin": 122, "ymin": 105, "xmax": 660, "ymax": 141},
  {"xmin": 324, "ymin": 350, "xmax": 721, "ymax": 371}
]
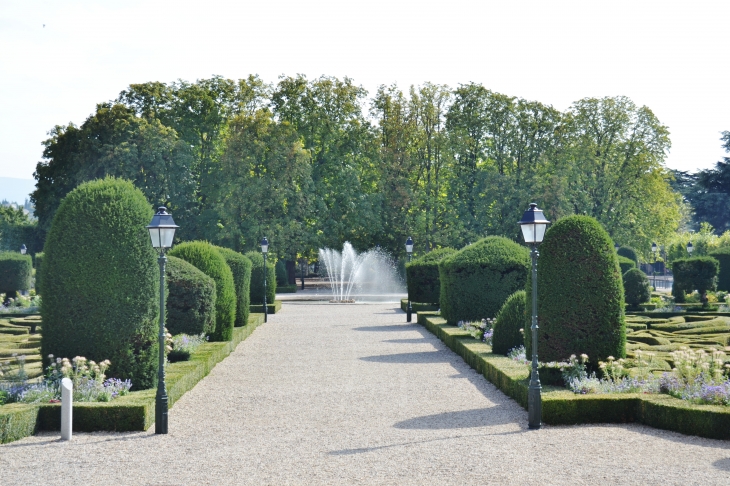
[
  {"xmin": 518, "ymin": 203, "xmax": 550, "ymax": 430},
  {"xmin": 651, "ymin": 242, "xmax": 658, "ymax": 290},
  {"xmin": 261, "ymin": 237, "xmax": 269, "ymax": 323},
  {"xmin": 146, "ymin": 207, "xmax": 178, "ymax": 435},
  {"xmin": 405, "ymin": 236, "xmax": 414, "ymax": 322},
  {"xmin": 20, "ymin": 244, "xmax": 27, "ymax": 255}
]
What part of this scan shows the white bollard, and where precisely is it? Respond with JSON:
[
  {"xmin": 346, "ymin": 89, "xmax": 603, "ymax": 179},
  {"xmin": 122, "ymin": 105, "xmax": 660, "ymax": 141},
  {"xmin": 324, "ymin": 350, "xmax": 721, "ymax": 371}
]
[{"xmin": 61, "ymin": 377, "xmax": 72, "ymax": 440}]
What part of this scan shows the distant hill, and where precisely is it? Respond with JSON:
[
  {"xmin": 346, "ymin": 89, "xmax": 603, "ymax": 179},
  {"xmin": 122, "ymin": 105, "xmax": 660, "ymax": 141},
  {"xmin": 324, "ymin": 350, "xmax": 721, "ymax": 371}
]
[{"xmin": 0, "ymin": 177, "xmax": 36, "ymax": 206}]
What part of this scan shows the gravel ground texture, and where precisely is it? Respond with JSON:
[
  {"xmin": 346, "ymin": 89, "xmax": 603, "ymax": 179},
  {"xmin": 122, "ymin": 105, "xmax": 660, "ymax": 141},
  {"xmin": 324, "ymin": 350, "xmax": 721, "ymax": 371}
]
[{"xmin": 2, "ymin": 302, "xmax": 730, "ymax": 485}]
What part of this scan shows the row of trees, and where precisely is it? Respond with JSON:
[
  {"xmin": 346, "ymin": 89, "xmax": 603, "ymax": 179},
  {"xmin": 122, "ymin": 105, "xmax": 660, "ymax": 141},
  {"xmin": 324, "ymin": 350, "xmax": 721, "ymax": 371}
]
[{"xmin": 31, "ymin": 75, "xmax": 684, "ymax": 261}]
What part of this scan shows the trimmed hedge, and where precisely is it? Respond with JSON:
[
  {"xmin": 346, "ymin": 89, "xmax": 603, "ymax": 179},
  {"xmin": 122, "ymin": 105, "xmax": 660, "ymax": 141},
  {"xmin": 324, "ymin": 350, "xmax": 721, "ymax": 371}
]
[
  {"xmin": 34, "ymin": 252, "xmax": 44, "ymax": 295},
  {"xmin": 492, "ymin": 290, "xmax": 526, "ymax": 355},
  {"xmin": 618, "ymin": 246, "xmax": 639, "ymax": 267},
  {"xmin": 672, "ymin": 257, "xmax": 719, "ymax": 305},
  {"xmin": 0, "ymin": 252, "xmax": 32, "ymax": 298},
  {"xmin": 526, "ymin": 215, "xmax": 626, "ymax": 363},
  {"xmin": 41, "ymin": 178, "xmax": 159, "ymax": 390},
  {"xmin": 617, "ymin": 255, "xmax": 636, "ymax": 275},
  {"xmin": 418, "ymin": 312, "xmax": 730, "ymax": 440},
  {"xmin": 623, "ymin": 268, "xmax": 651, "ymax": 310},
  {"xmin": 169, "ymin": 242, "xmax": 236, "ymax": 342},
  {"xmin": 245, "ymin": 251, "xmax": 276, "ymax": 305},
  {"xmin": 216, "ymin": 247, "xmax": 252, "ymax": 327},
  {"xmin": 275, "ymin": 259, "xmax": 287, "ymax": 286},
  {"xmin": 406, "ymin": 247, "xmax": 456, "ymax": 304},
  {"xmin": 708, "ymin": 247, "xmax": 730, "ymax": 292},
  {"xmin": 165, "ymin": 256, "xmax": 216, "ymax": 336},
  {"xmin": 439, "ymin": 236, "xmax": 529, "ymax": 325}
]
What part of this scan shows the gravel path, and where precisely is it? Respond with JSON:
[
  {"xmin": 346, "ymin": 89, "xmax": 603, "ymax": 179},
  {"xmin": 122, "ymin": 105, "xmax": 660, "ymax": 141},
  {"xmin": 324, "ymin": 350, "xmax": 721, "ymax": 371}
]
[{"xmin": 2, "ymin": 302, "xmax": 730, "ymax": 485}]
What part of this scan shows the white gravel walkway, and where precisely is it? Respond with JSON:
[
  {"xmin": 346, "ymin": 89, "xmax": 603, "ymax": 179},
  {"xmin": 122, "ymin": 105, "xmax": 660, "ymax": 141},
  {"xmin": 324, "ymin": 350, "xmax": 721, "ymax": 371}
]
[{"xmin": 2, "ymin": 302, "xmax": 730, "ymax": 485}]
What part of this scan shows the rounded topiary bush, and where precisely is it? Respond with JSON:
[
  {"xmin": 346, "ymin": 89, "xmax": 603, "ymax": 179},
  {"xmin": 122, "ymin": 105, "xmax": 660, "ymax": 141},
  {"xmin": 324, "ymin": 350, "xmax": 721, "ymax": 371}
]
[
  {"xmin": 492, "ymin": 290, "xmax": 526, "ymax": 355},
  {"xmin": 708, "ymin": 247, "xmax": 730, "ymax": 292},
  {"xmin": 0, "ymin": 252, "xmax": 32, "ymax": 299},
  {"xmin": 672, "ymin": 256, "xmax": 719, "ymax": 305},
  {"xmin": 623, "ymin": 268, "xmax": 651, "ymax": 310},
  {"xmin": 525, "ymin": 215, "xmax": 626, "ymax": 363},
  {"xmin": 406, "ymin": 247, "xmax": 456, "ymax": 304},
  {"xmin": 216, "ymin": 247, "xmax": 252, "ymax": 327},
  {"xmin": 41, "ymin": 178, "xmax": 158, "ymax": 389},
  {"xmin": 617, "ymin": 255, "xmax": 636, "ymax": 275},
  {"xmin": 439, "ymin": 236, "xmax": 530, "ymax": 325},
  {"xmin": 165, "ymin": 255, "xmax": 216, "ymax": 336},
  {"xmin": 169, "ymin": 242, "xmax": 236, "ymax": 341},
  {"xmin": 245, "ymin": 251, "xmax": 276, "ymax": 305},
  {"xmin": 617, "ymin": 246, "xmax": 639, "ymax": 267}
]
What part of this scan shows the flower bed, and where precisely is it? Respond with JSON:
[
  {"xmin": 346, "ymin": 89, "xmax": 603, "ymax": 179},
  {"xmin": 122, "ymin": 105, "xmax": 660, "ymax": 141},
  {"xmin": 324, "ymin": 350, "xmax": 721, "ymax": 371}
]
[
  {"xmin": 0, "ymin": 313, "xmax": 265, "ymax": 444},
  {"xmin": 417, "ymin": 311, "xmax": 730, "ymax": 440}
]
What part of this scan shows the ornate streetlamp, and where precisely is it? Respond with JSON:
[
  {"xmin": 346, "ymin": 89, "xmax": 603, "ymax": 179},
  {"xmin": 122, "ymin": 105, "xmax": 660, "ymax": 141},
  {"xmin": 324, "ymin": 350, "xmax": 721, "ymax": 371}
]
[
  {"xmin": 146, "ymin": 207, "xmax": 178, "ymax": 434},
  {"xmin": 518, "ymin": 203, "xmax": 550, "ymax": 430},
  {"xmin": 405, "ymin": 236, "xmax": 414, "ymax": 322},
  {"xmin": 20, "ymin": 244, "xmax": 27, "ymax": 255},
  {"xmin": 261, "ymin": 237, "xmax": 269, "ymax": 323}
]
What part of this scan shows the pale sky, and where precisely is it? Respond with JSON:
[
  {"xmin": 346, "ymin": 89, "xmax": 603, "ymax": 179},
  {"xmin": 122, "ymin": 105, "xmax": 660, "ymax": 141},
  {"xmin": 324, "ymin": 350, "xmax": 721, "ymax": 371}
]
[{"xmin": 1, "ymin": 0, "xmax": 728, "ymax": 183}]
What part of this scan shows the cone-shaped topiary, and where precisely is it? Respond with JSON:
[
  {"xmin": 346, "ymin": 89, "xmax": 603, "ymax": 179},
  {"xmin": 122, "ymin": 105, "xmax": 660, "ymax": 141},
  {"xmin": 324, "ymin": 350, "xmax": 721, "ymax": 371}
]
[
  {"xmin": 525, "ymin": 215, "xmax": 626, "ymax": 363},
  {"xmin": 165, "ymin": 255, "xmax": 216, "ymax": 336},
  {"xmin": 492, "ymin": 290, "xmax": 526, "ymax": 355},
  {"xmin": 623, "ymin": 268, "xmax": 651, "ymax": 310},
  {"xmin": 169, "ymin": 242, "xmax": 236, "ymax": 341},
  {"xmin": 708, "ymin": 247, "xmax": 730, "ymax": 292},
  {"xmin": 216, "ymin": 247, "xmax": 252, "ymax": 327},
  {"xmin": 406, "ymin": 247, "xmax": 457, "ymax": 304},
  {"xmin": 439, "ymin": 237, "xmax": 530, "ymax": 325},
  {"xmin": 0, "ymin": 252, "xmax": 32, "ymax": 300},
  {"xmin": 245, "ymin": 251, "xmax": 276, "ymax": 305},
  {"xmin": 617, "ymin": 255, "xmax": 636, "ymax": 275},
  {"xmin": 41, "ymin": 177, "xmax": 158, "ymax": 389},
  {"xmin": 617, "ymin": 246, "xmax": 639, "ymax": 267}
]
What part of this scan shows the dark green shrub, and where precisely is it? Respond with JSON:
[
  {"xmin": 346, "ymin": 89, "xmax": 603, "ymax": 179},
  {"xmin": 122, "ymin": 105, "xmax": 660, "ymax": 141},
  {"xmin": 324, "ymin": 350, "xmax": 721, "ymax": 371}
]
[
  {"xmin": 492, "ymin": 290, "xmax": 526, "ymax": 355},
  {"xmin": 216, "ymin": 247, "xmax": 252, "ymax": 327},
  {"xmin": 245, "ymin": 252, "xmax": 276, "ymax": 305},
  {"xmin": 275, "ymin": 260, "xmax": 287, "ymax": 286},
  {"xmin": 406, "ymin": 247, "xmax": 456, "ymax": 304},
  {"xmin": 623, "ymin": 268, "xmax": 651, "ymax": 310},
  {"xmin": 672, "ymin": 257, "xmax": 719, "ymax": 305},
  {"xmin": 41, "ymin": 178, "xmax": 158, "ymax": 389},
  {"xmin": 618, "ymin": 246, "xmax": 639, "ymax": 267},
  {"xmin": 0, "ymin": 252, "xmax": 32, "ymax": 299},
  {"xmin": 169, "ymin": 242, "xmax": 236, "ymax": 342},
  {"xmin": 708, "ymin": 247, "xmax": 730, "ymax": 292},
  {"xmin": 34, "ymin": 252, "xmax": 44, "ymax": 295},
  {"xmin": 525, "ymin": 215, "xmax": 626, "ymax": 363},
  {"xmin": 165, "ymin": 256, "xmax": 216, "ymax": 336},
  {"xmin": 439, "ymin": 236, "xmax": 530, "ymax": 325},
  {"xmin": 617, "ymin": 255, "xmax": 636, "ymax": 275}
]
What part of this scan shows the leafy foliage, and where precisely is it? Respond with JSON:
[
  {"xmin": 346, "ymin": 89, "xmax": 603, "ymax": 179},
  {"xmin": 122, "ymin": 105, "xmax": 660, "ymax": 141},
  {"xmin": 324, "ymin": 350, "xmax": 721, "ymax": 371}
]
[
  {"xmin": 0, "ymin": 252, "xmax": 32, "ymax": 298},
  {"xmin": 672, "ymin": 257, "xmax": 719, "ymax": 304},
  {"xmin": 525, "ymin": 215, "xmax": 626, "ymax": 363},
  {"xmin": 165, "ymin": 255, "xmax": 216, "ymax": 336},
  {"xmin": 439, "ymin": 236, "xmax": 529, "ymax": 324},
  {"xmin": 245, "ymin": 251, "xmax": 276, "ymax": 305},
  {"xmin": 215, "ymin": 247, "xmax": 252, "ymax": 327},
  {"xmin": 617, "ymin": 255, "xmax": 636, "ymax": 275},
  {"xmin": 709, "ymin": 247, "xmax": 730, "ymax": 292},
  {"xmin": 617, "ymin": 246, "xmax": 639, "ymax": 267},
  {"xmin": 405, "ymin": 247, "xmax": 456, "ymax": 304},
  {"xmin": 168, "ymin": 242, "xmax": 236, "ymax": 341},
  {"xmin": 41, "ymin": 177, "xmax": 159, "ymax": 389},
  {"xmin": 623, "ymin": 268, "xmax": 651, "ymax": 310},
  {"xmin": 492, "ymin": 290, "xmax": 526, "ymax": 355}
]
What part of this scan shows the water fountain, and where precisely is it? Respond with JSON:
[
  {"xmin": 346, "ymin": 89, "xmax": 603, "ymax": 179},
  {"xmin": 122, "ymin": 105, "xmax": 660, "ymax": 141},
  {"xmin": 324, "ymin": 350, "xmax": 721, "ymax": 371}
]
[{"xmin": 318, "ymin": 242, "xmax": 406, "ymax": 303}]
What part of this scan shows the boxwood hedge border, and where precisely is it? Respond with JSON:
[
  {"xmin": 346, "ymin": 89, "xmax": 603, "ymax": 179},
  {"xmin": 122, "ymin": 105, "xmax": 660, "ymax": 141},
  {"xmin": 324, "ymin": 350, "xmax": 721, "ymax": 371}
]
[
  {"xmin": 417, "ymin": 311, "xmax": 730, "ymax": 440},
  {"xmin": 249, "ymin": 300, "xmax": 283, "ymax": 314},
  {"xmin": 0, "ymin": 313, "xmax": 265, "ymax": 444}
]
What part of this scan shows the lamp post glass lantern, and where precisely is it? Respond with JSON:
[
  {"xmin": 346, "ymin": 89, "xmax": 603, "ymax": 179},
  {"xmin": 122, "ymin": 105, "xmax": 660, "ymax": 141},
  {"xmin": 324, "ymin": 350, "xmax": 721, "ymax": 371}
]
[
  {"xmin": 20, "ymin": 244, "xmax": 27, "ymax": 255},
  {"xmin": 261, "ymin": 237, "xmax": 269, "ymax": 323},
  {"xmin": 146, "ymin": 206, "xmax": 178, "ymax": 435},
  {"xmin": 405, "ymin": 236, "xmax": 414, "ymax": 322},
  {"xmin": 518, "ymin": 203, "xmax": 550, "ymax": 430}
]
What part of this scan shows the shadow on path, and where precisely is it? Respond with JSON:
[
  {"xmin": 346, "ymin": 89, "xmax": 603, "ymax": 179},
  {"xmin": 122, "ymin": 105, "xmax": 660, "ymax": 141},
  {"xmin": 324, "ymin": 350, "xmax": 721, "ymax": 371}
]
[
  {"xmin": 353, "ymin": 324, "xmax": 421, "ymax": 332},
  {"xmin": 393, "ymin": 407, "xmax": 518, "ymax": 430},
  {"xmin": 713, "ymin": 458, "xmax": 730, "ymax": 471},
  {"xmin": 360, "ymin": 351, "xmax": 452, "ymax": 364},
  {"xmin": 381, "ymin": 338, "xmax": 430, "ymax": 344}
]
